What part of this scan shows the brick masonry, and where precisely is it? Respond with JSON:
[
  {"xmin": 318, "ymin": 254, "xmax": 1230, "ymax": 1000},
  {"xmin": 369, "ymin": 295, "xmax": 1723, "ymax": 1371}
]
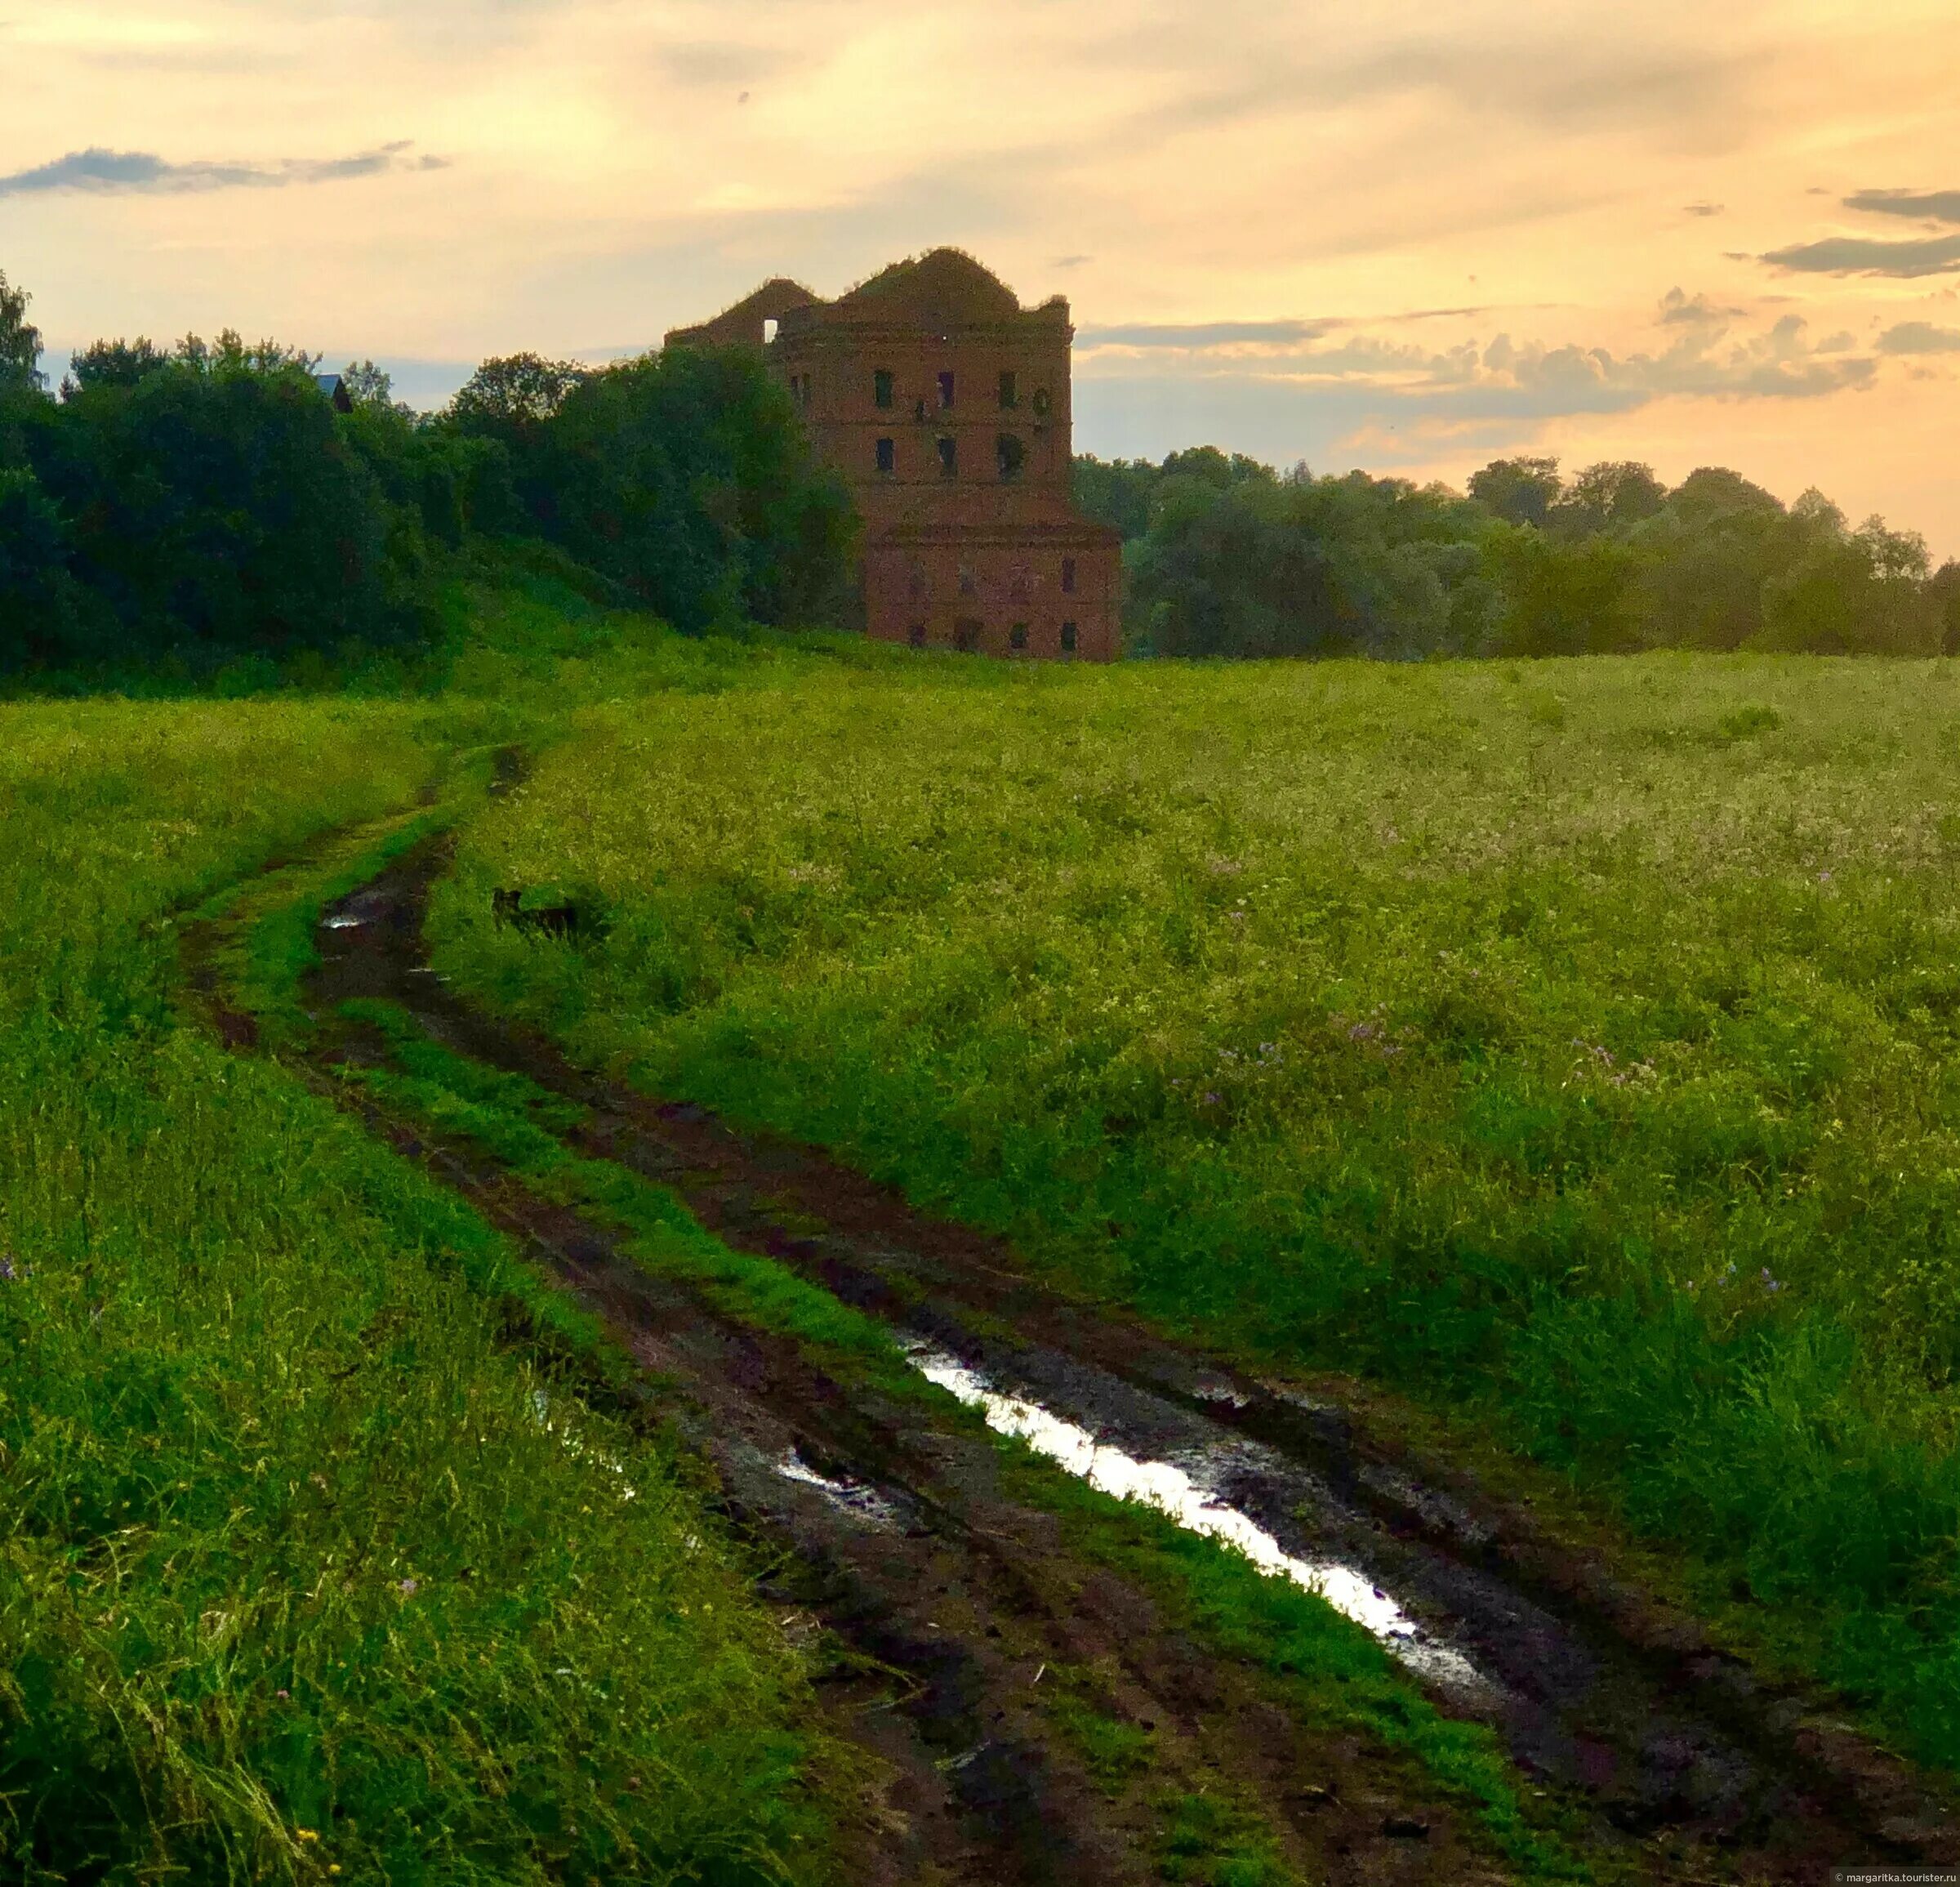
[{"xmin": 667, "ymin": 250, "xmax": 1123, "ymax": 661}]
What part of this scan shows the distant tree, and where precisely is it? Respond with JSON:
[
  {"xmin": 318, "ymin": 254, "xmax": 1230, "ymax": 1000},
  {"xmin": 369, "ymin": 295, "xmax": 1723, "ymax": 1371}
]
[
  {"xmin": 0, "ymin": 268, "xmax": 44, "ymax": 392},
  {"xmin": 1487, "ymin": 527, "xmax": 1640, "ymax": 655},
  {"xmin": 340, "ymin": 359, "xmax": 409, "ymax": 415},
  {"xmin": 1072, "ymin": 455, "xmax": 1161, "ymax": 541},
  {"xmin": 448, "ymin": 353, "xmax": 589, "ymax": 444},
  {"xmin": 1551, "ymin": 462, "xmax": 1668, "ymax": 538},
  {"xmin": 1468, "ymin": 455, "xmax": 1562, "ymax": 529},
  {"xmin": 65, "ymin": 337, "xmax": 171, "ymax": 395},
  {"xmin": 524, "ymin": 345, "xmax": 857, "ymax": 630},
  {"xmin": 1931, "ymin": 560, "xmax": 1960, "ymax": 655}
]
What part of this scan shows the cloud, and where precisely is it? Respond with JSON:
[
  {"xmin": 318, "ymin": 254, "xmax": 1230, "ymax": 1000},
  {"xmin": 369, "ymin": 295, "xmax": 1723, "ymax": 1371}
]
[
  {"xmin": 0, "ymin": 142, "xmax": 448, "ymax": 199},
  {"xmin": 1080, "ymin": 317, "xmax": 1342, "ymax": 348},
  {"xmin": 1878, "ymin": 321, "xmax": 1960, "ymax": 355},
  {"xmin": 1659, "ymin": 287, "xmax": 1744, "ymax": 325},
  {"xmin": 1760, "ymin": 232, "xmax": 1960, "ymax": 278},
  {"xmin": 1846, "ymin": 188, "xmax": 1960, "ymax": 225},
  {"xmin": 653, "ymin": 42, "xmax": 791, "ymax": 87},
  {"xmin": 1077, "ymin": 308, "xmax": 1876, "ymax": 433},
  {"xmin": 1683, "ymin": 201, "xmax": 1725, "ymax": 216}
]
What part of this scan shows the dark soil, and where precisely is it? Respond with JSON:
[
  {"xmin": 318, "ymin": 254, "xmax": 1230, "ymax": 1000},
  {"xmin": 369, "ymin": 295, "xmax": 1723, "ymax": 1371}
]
[{"xmin": 185, "ymin": 826, "xmax": 1960, "ymax": 1885}]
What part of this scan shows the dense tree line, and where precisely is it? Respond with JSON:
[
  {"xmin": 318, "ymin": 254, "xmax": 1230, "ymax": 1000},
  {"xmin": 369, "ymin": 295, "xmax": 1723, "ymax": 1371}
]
[
  {"xmin": 0, "ymin": 268, "xmax": 853, "ymax": 678},
  {"xmin": 1076, "ymin": 448, "xmax": 1960, "ymax": 659}
]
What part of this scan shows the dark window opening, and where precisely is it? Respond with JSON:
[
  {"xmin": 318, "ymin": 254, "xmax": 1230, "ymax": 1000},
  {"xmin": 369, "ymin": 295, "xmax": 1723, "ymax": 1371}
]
[
  {"xmin": 1061, "ymin": 620, "xmax": 1078, "ymax": 653},
  {"xmin": 874, "ymin": 368, "xmax": 893, "ymax": 408},
  {"xmin": 908, "ymin": 622, "xmax": 927, "ymax": 648},
  {"xmin": 955, "ymin": 618, "xmax": 982, "ymax": 654},
  {"xmin": 875, "ymin": 436, "xmax": 895, "ymax": 474},
  {"xmin": 1009, "ymin": 622, "xmax": 1028, "ymax": 650},
  {"xmin": 938, "ymin": 435, "xmax": 957, "ymax": 478},
  {"xmin": 914, "ymin": 397, "xmax": 927, "ymax": 423},
  {"xmin": 1031, "ymin": 387, "xmax": 1052, "ymax": 418},
  {"xmin": 938, "ymin": 370, "xmax": 956, "ymax": 409},
  {"xmin": 996, "ymin": 433, "xmax": 1025, "ymax": 480},
  {"xmin": 907, "ymin": 562, "xmax": 927, "ymax": 600},
  {"xmin": 1061, "ymin": 556, "xmax": 1076, "ymax": 594},
  {"xmin": 958, "ymin": 564, "xmax": 976, "ymax": 596},
  {"xmin": 999, "ymin": 370, "xmax": 1017, "ymax": 409}
]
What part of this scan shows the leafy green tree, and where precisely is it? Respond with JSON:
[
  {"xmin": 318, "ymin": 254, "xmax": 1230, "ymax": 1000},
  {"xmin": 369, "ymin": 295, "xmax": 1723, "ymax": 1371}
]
[
  {"xmin": 519, "ymin": 346, "xmax": 857, "ymax": 630},
  {"xmin": 0, "ymin": 269, "xmax": 44, "ymax": 392},
  {"xmin": 1468, "ymin": 455, "xmax": 1562, "ymax": 528},
  {"xmin": 1487, "ymin": 526, "xmax": 1640, "ymax": 655},
  {"xmin": 1551, "ymin": 462, "xmax": 1668, "ymax": 538},
  {"xmin": 65, "ymin": 338, "xmax": 171, "ymax": 394}
]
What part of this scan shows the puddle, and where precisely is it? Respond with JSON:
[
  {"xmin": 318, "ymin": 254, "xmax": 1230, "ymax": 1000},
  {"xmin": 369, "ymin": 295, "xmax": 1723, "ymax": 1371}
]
[
  {"xmin": 908, "ymin": 1342, "xmax": 1493, "ymax": 1697},
  {"xmin": 775, "ymin": 1449, "xmax": 906, "ymax": 1530},
  {"xmin": 323, "ymin": 914, "xmax": 367, "ymax": 930}
]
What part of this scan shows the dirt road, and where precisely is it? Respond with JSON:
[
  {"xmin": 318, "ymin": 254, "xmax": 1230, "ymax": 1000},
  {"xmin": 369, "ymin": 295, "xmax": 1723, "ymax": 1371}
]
[{"xmin": 188, "ymin": 825, "xmax": 1958, "ymax": 1884}]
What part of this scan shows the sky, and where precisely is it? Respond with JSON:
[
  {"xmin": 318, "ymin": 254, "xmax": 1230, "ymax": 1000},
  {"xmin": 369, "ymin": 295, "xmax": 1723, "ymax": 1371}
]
[{"xmin": 7, "ymin": 1, "xmax": 1960, "ymax": 550}]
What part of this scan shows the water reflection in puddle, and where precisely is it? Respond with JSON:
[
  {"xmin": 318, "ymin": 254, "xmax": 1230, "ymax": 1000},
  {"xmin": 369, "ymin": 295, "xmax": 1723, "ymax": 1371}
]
[
  {"xmin": 776, "ymin": 1450, "xmax": 905, "ymax": 1530},
  {"xmin": 907, "ymin": 1342, "xmax": 1493, "ymax": 1698}
]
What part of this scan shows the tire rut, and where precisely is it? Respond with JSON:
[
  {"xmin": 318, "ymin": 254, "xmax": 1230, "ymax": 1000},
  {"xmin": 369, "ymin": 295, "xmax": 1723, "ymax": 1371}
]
[{"xmin": 190, "ymin": 820, "xmax": 1960, "ymax": 1885}]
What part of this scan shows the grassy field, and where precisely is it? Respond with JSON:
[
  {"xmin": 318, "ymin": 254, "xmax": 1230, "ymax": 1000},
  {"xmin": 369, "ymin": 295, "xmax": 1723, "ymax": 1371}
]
[
  {"xmin": 0, "ymin": 696, "xmax": 848, "ymax": 1884},
  {"xmin": 426, "ymin": 648, "xmax": 1960, "ymax": 1767}
]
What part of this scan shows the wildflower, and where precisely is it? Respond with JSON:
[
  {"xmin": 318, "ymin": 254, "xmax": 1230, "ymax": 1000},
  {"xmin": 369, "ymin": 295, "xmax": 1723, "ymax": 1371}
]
[
  {"xmin": 296, "ymin": 1829, "xmax": 320, "ymax": 1844},
  {"xmin": 1818, "ymin": 871, "xmax": 1832, "ymax": 883},
  {"xmin": 399, "ymin": 1577, "xmax": 418, "ymax": 1595},
  {"xmin": 276, "ymin": 1688, "xmax": 290, "ymax": 1701},
  {"xmin": 1761, "ymin": 1269, "xmax": 1784, "ymax": 1294},
  {"xmin": 0, "ymin": 1256, "xmax": 15, "ymax": 1283},
  {"xmin": 1202, "ymin": 1092, "xmax": 1221, "ymax": 1105}
]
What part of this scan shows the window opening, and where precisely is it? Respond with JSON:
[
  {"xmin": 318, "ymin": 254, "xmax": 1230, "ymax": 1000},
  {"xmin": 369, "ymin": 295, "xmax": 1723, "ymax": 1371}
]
[
  {"xmin": 763, "ymin": 319, "xmax": 779, "ymax": 344},
  {"xmin": 1061, "ymin": 556, "xmax": 1076, "ymax": 594},
  {"xmin": 1061, "ymin": 620, "xmax": 1078, "ymax": 653},
  {"xmin": 996, "ymin": 433, "xmax": 1025, "ymax": 480},
  {"xmin": 1009, "ymin": 622, "xmax": 1029, "ymax": 651},
  {"xmin": 938, "ymin": 370, "xmax": 956, "ymax": 409},
  {"xmin": 1031, "ymin": 387, "xmax": 1052, "ymax": 418},
  {"xmin": 908, "ymin": 622, "xmax": 927, "ymax": 648},
  {"xmin": 958, "ymin": 564, "xmax": 976, "ymax": 596},
  {"xmin": 875, "ymin": 437, "xmax": 895, "ymax": 474},
  {"xmin": 874, "ymin": 368, "xmax": 893, "ymax": 409},
  {"xmin": 999, "ymin": 371, "xmax": 1017, "ymax": 409},
  {"xmin": 955, "ymin": 618, "xmax": 982, "ymax": 654},
  {"xmin": 938, "ymin": 435, "xmax": 957, "ymax": 478}
]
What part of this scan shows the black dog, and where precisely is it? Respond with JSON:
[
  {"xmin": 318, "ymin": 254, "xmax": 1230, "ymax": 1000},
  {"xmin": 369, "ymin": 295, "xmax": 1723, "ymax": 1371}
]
[{"xmin": 492, "ymin": 888, "xmax": 578, "ymax": 939}]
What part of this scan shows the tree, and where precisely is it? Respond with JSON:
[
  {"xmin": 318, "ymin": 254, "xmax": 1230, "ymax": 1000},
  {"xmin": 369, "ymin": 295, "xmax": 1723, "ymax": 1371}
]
[
  {"xmin": 1551, "ymin": 462, "xmax": 1667, "ymax": 538},
  {"xmin": 448, "ymin": 353, "xmax": 588, "ymax": 443},
  {"xmin": 519, "ymin": 345, "xmax": 857, "ymax": 630},
  {"xmin": 1468, "ymin": 455, "xmax": 1562, "ymax": 529},
  {"xmin": 66, "ymin": 337, "xmax": 171, "ymax": 394},
  {"xmin": 0, "ymin": 268, "xmax": 44, "ymax": 392}
]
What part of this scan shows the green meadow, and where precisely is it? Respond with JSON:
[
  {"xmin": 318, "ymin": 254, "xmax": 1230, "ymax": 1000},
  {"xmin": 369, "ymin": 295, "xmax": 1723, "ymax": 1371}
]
[
  {"xmin": 426, "ymin": 644, "xmax": 1960, "ymax": 1765},
  {"xmin": 20, "ymin": 578, "xmax": 1960, "ymax": 1877},
  {"xmin": 0, "ymin": 694, "xmax": 844, "ymax": 1884}
]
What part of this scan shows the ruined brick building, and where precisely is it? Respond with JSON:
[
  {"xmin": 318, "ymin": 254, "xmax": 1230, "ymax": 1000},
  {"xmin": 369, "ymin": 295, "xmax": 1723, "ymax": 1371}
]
[{"xmin": 666, "ymin": 250, "xmax": 1121, "ymax": 661}]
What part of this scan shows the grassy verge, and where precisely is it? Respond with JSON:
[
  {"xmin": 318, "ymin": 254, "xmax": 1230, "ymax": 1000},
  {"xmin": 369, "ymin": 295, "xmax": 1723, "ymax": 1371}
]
[
  {"xmin": 421, "ymin": 649, "xmax": 1960, "ymax": 1772},
  {"xmin": 336, "ymin": 996, "xmax": 1585, "ymax": 1880},
  {"xmin": 0, "ymin": 698, "xmax": 846, "ymax": 1885}
]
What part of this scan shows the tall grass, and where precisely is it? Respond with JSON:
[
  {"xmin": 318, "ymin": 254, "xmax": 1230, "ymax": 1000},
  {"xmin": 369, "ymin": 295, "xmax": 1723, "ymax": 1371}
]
[
  {"xmin": 428, "ymin": 649, "xmax": 1960, "ymax": 1765},
  {"xmin": 0, "ymin": 701, "xmax": 839, "ymax": 1884}
]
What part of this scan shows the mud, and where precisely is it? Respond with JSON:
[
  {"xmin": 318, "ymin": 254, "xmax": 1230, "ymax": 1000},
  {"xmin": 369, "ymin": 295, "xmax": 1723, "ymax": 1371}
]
[{"xmin": 187, "ymin": 825, "xmax": 1960, "ymax": 1883}]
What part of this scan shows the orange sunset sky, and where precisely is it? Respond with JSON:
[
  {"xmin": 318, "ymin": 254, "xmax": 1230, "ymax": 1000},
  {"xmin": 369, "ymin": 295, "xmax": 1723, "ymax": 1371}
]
[{"xmin": 7, "ymin": 1, "xmax": 1960, "ymax": 550}]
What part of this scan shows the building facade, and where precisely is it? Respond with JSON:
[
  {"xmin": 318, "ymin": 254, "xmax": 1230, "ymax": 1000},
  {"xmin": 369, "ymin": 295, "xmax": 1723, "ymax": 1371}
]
[{"xmin": 666, "ymin": 251, "xmax": 1122, "ymax": 661}]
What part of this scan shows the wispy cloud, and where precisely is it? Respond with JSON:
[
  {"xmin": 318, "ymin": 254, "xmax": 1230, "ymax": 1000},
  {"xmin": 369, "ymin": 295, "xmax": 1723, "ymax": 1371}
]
[
  {"xmin": 1878, "ymin": 321, "xmax": 1960, "ymax": 355},
  {"xmin": 1759, "ymin": 232, "xmax": 1960, "ymax": 278},
  {"xmin": 0, "ymin": 142, "xmax": 448, "ymax": 199},
  {"xmin": 1659, "ymin": 288, "xmax": 1745, "ymax": 325},
  {"xmin": 1080, "ymin": 310, "xmax": 1875, "ymax": 428},
  {"xmin": 1846, "ymin": 188, "xmax": 1960, "ymax": 225},
  {"xmin": 1683, "ymin": 201, "xmax": 1725, "ymax": 217}
]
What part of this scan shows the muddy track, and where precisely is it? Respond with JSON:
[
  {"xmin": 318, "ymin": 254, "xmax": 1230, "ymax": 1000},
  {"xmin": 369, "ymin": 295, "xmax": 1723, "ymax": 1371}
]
[{"xmin": 189, "ymin": 823, "xmax": 1958, "ymax": 1884}]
